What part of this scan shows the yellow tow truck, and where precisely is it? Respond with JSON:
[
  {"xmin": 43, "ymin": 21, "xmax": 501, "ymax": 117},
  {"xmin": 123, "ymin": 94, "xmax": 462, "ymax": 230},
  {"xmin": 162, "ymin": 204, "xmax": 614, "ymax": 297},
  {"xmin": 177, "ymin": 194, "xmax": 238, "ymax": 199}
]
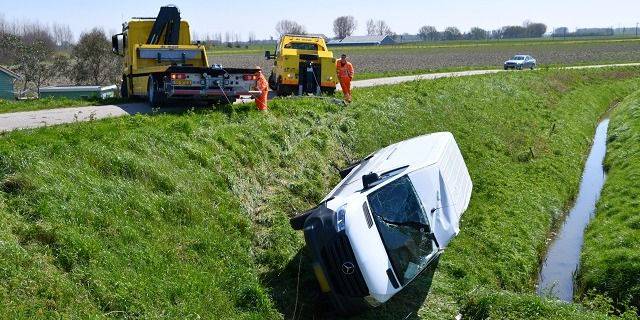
[
  {"xmin": 265, "ymin": 35, "xmax": 337, "ymax": 96},
  {"xmin": 112, "ymin": 6, "xmax": 261, "ymax": 106}
]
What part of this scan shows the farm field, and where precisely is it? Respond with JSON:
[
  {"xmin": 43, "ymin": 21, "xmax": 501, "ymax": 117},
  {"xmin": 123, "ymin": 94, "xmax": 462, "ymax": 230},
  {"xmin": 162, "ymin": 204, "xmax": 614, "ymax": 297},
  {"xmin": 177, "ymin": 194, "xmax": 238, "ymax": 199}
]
[
  {"xmin": 209, "ymin": 38, "xmax": 640, "ymax": 79},
  {"xmin": 0, "ymin": 67, "xmax": 639, "ymax": 319},
  {"xmin": 578, "ymin": 90, "xmax": 640, "ymax": 315}
]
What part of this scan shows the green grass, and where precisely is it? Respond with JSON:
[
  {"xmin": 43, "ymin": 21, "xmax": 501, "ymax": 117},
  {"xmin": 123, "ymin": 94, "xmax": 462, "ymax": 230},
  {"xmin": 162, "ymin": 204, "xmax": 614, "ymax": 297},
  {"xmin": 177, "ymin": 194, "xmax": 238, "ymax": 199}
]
[
  {"xmin": 0, "ymin": 97, "xmax": 128, "ymax": 114},
  {"xmin": 0, "ymin": 67, "xmax": 639, "ymax": 318},
  {"xmin": 577, "ymin": 90, "xmax": 640, "ymax": 316}
]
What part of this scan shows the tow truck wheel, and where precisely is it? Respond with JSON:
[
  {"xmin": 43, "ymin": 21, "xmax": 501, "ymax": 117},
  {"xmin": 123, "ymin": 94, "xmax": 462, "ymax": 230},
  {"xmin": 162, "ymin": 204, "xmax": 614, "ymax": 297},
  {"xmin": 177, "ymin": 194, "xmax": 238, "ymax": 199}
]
[
  {"xmin": 120, "ymin": 77, "xmax": 129, "ymax": 99},
  {"xmin": 147, "ymin": 76, "xmax": 165, "ymax": 107},
  {"xmin": 268, "ymin": 72, "xmax": 277, "ymax": 90}
]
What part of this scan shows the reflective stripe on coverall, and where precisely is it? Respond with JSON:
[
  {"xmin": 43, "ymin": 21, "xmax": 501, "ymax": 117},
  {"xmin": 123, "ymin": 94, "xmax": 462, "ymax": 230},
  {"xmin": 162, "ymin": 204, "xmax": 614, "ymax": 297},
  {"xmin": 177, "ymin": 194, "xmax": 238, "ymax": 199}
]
[
  {"xmin": 256, "ymin": 72, "xmax": 269, "ymax": 111},
  {"xmin": 336, "ymin": 61, "xmax": 354, "ymax": 102}
]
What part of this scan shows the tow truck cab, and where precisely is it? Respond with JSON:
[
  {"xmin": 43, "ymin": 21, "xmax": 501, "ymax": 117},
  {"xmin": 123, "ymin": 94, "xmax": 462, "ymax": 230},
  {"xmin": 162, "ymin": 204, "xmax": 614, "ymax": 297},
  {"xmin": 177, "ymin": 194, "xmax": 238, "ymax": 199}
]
[
  {"xmin": 291, "ymin": 132, "xmax": 473, "ymax": 314},
  {"xmin": 265, "ymin": 35, "xmax": 337, "ymax": 96}
]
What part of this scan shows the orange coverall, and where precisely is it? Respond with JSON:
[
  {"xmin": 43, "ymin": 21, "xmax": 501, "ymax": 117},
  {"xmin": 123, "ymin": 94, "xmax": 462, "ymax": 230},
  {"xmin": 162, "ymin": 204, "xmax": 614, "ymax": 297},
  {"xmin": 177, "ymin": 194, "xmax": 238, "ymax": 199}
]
[
  {"xmin": 256, "ymin": 72, "xmax": 269, "ymax": 111},
  {"xmin": 336, "ymin": 61, "xmax": 354, "ymax": 102}
]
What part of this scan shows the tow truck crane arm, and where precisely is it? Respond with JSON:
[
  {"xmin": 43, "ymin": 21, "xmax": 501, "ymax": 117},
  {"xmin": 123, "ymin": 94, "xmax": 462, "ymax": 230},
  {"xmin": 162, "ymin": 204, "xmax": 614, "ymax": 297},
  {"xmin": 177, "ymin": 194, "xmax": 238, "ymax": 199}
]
[{"xmin": 146, "ymin": 6, "xmax": 181, "ymax": 45}]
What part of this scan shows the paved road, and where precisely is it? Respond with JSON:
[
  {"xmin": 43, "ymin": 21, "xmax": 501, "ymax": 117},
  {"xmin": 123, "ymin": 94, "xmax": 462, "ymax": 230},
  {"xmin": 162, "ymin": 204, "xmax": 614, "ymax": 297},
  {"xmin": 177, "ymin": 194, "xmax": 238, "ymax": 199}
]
[{"xmin": 1, "ymin": 63, "xmax": 639, "ymax": 132}]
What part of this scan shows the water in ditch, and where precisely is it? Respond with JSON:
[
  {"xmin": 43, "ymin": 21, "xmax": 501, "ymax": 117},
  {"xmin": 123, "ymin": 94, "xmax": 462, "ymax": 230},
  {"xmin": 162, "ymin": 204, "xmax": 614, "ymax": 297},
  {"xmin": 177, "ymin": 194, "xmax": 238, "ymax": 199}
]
[{"xmin": 536, "ymin": 118, "xmax": 610, "ymax": 301}]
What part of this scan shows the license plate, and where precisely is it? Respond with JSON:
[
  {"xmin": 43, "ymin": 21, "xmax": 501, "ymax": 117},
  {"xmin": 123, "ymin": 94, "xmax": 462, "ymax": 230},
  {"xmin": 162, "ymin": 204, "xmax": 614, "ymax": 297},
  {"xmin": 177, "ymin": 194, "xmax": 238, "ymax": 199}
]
[{"xmin": 173, "ymin": 79, "xmax": 192, "ymax": 86}]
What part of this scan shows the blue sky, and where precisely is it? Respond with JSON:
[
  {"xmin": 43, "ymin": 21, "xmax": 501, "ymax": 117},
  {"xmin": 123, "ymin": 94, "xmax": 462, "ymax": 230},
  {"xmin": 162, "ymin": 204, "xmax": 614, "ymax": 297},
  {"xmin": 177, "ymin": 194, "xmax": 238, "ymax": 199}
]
[{"xmin": 2, "ymin": 0, "xmax": 639, "ymax": 40}]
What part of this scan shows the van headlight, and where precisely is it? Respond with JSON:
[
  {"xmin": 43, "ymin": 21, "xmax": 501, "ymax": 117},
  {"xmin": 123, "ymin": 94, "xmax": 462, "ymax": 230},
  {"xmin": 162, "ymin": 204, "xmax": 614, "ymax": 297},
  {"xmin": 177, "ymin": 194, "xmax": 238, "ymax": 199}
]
[{"xmin": 335, "ymin": 207, "xmax": 346, "ymax": 232}]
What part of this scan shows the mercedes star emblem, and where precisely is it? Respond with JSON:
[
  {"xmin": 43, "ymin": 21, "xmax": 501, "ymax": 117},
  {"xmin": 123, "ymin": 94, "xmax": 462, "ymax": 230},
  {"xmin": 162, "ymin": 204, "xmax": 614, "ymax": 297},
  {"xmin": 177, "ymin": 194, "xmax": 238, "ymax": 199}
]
[{"xmin": 341, "ymin": 262, "xmax": 355, "ymax": 275}]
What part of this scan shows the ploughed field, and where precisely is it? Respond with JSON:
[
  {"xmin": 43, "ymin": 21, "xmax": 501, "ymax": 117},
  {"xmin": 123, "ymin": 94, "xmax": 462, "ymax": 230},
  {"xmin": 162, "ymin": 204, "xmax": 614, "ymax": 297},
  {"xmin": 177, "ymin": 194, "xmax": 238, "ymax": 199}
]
[
  {"xmin": 209, "ymin": 39, "xmax": 640, "ymax": 77},
  {"xmin": 1, "ymin": 67, "xmax": 640, "ymax": 319}
]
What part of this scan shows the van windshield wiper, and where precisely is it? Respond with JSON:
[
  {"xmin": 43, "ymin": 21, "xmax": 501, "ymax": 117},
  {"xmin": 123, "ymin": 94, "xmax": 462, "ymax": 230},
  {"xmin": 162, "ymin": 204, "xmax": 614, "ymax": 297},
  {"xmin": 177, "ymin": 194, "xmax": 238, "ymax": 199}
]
[{"xmin": 377, "ymin": 216, "xmax": 430, "ymax": 233}]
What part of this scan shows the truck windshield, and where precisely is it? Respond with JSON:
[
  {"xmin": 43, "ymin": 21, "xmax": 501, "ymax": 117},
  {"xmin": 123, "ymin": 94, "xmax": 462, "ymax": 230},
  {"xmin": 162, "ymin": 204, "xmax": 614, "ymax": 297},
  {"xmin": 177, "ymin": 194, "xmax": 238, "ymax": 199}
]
[
  {"xmin": 284, "ymin": 43, "xmax": 318, "ymax": 51},
  {"xmin": 367, "ymin": 175, "xmax": 437, "ymax": 286}
]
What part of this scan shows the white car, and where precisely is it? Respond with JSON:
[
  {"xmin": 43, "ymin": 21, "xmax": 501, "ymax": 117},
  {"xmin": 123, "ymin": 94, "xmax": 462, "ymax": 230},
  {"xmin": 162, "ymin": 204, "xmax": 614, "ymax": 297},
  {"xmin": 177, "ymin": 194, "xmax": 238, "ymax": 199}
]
[
  {"xmin": 504, "ymin": 55, "xmax": 537, "ymax": 70},
  {"xmin": 290, "ymin": 132, "xmax": 473, "ymax": 315}
]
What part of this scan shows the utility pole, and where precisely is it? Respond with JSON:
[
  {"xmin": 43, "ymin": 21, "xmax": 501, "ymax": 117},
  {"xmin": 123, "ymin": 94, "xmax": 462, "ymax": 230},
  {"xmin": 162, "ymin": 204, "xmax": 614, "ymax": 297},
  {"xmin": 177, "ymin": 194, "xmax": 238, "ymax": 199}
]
[{"xmin": 636, "ymin": 23, "xmax": 639, "ymax": 38}]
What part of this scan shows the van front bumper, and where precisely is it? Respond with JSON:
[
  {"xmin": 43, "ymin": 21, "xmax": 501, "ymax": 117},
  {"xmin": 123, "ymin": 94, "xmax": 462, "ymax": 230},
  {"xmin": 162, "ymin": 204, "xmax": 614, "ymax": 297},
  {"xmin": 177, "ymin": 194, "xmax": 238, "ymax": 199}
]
[{"xmin": 302, "ymin": 204, "xmax": 371, "ymax": 310}]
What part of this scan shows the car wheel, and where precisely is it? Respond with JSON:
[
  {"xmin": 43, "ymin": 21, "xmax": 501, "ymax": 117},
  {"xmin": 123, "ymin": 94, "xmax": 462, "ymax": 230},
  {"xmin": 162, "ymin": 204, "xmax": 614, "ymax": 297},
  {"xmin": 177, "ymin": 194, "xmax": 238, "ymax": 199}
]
[{"xmin": 530, "ymin": 64, "xmax": 536, "ymax": 70}]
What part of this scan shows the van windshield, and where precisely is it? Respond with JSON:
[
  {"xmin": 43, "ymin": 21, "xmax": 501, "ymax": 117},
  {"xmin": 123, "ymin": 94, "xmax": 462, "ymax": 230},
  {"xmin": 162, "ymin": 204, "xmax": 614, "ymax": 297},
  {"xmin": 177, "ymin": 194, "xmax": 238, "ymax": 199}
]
[{"xmin": 367, "ymin": 175, "xmax": 437, "ymax": 285}]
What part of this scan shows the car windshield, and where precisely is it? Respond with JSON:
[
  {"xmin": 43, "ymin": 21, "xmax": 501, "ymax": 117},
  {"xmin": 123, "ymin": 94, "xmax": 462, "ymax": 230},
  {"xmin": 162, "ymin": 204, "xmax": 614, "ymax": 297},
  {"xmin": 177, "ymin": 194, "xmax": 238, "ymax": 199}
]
[
  {"xmin": 284, "ymin": 42, "xmax": 318, "ymax": 50},
  {"xmin": 367, "ymin": 175, "xmax": 437, "ymax": 286},
  {"xmin": 513, "ymin": 56, "xmax": 526, "ymax": 60}
]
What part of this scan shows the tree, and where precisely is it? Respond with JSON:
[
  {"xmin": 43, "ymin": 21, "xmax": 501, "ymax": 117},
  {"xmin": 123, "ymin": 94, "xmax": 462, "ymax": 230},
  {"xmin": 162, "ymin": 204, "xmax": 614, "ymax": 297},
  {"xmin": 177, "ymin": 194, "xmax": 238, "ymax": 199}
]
[
  {"xmin": 469, "ymin": 27, "xmax": 488, "ymax": 40},
  {"xmin": 502, "ymin": 25, "xmax": 527, "ymax": 38},
  {"xmin": 13, "ymin": 40, "xmax": 67, "ymax": 96},
  {"xmin": 443, "ymin": 27, "xmax": 462, "ymax": 40},
  {"xmin": 366, "ymin": 19, "xmax": 393, "ymax": 36},
  {"xmin": 333, "ymin": 16, "xmax": 357, "ymax": 39},
  {"xmin": 248, "ymin": 32, "xmax": 256, "ymax": 44},
  {"xmin": 418, "ymin": 26, "xmax": 438, "ymax": 41},
  {"xmin": 526, "ymin": 23, "xmax": 547, "ymax": 37},
  {"xmin": 275, "ymin": 20, "xmax": 306, "ymax": 36},
  {"xmin": 52, "ymin": 23, "xmax": 74, "ymax": 48},
  {"xmin": 71, "ymin": 28, "xmax": 120, "ymax": 86},
  {"xmin": 366, "ymin": 19, "xmax": 376, "ymax": 36},
  {"xmin": 0, "ymin": 32, "xmax": 21, "ymax": 64}
]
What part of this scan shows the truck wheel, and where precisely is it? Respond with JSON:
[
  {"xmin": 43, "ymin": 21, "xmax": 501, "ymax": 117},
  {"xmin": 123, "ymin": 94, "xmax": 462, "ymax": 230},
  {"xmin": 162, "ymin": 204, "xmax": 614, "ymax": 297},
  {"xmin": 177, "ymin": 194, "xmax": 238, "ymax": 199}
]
[
  {"xmin": 147, "ymin": 76, "xmax": 165, "ymax": 107},
  {"xmin": 322, "ymin": 87, "xmax": 336, "ymax": 96},
  {"xmin": 120, "ymin": 77, "xmax": 129, "ymax": 99},
  {"xmin": 276, "ymin": 79, "xmax": 291, "ymax": 97},
  {"xmin": 268, "ymin": 72, "xmax": 277, "ymax": 90}
]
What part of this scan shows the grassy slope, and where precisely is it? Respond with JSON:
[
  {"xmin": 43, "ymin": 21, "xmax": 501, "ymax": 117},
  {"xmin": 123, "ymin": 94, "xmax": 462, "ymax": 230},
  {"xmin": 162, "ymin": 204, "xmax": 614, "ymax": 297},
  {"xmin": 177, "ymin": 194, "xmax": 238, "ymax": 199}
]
[
  {"xmin": 0, "ymin": 68, "xmax": 638, "ymax": 319},
  {"xmin": 578, "ymin": 90, "xmax": 640, "ymax": 314}
]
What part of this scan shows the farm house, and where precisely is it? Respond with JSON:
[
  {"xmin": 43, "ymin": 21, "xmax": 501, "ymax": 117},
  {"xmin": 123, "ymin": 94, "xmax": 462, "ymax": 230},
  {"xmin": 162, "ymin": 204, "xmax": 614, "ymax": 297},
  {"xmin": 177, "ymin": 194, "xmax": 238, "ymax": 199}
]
[
  {"xmin": 328, "ymin": 35, "xmax": 396, "ymax": 47},
  {"xmin": 0, "ymin": 65, "xmax": 21, "ymax": 100}
]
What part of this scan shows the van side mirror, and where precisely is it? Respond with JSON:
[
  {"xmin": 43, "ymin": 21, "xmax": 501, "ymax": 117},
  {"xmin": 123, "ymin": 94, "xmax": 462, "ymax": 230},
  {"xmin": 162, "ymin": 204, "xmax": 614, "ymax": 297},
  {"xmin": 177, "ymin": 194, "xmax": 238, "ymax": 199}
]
[
  {"xmin": 362, "ymin": 173, "xmax": 380, "ymax": 189},
  {"xmin": 265, "ymin": 51, "xmax": 273, "ymax": 60}
]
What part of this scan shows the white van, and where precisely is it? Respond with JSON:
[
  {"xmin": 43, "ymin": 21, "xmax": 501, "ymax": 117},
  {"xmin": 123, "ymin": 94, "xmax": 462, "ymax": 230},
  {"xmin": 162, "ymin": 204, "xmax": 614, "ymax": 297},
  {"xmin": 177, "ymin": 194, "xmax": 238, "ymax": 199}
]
[{"xmin": 290, "ymin": 132, "xmax": 473, "ymax": 314}]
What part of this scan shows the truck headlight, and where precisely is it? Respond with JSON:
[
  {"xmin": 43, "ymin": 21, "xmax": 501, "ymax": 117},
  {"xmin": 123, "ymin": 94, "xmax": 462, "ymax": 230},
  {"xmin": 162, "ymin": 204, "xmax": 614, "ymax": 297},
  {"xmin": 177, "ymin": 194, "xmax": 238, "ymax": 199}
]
[{"xmin": 335, "ymin": 207, "xmax": 346, "ymax": 232}]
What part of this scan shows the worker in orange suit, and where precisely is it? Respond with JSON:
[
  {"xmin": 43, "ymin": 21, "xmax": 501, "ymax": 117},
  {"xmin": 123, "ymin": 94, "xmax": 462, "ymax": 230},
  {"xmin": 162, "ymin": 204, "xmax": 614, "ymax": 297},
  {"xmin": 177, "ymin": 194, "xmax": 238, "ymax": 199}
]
[
  {"xmin": 255, "ymin": 68, "xmax": 269, "ymax": 111},
  {"xmin": 336, "ymin": 54, "xmax": 355, "ymax": 103}
]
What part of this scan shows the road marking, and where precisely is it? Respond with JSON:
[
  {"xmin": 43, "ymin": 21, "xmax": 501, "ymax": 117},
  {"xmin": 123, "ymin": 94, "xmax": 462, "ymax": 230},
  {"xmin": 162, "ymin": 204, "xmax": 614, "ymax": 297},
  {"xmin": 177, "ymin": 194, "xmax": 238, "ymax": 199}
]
[{"xmin": 1, "ymin": 62, "xmax": 638, "ymax": 133}]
